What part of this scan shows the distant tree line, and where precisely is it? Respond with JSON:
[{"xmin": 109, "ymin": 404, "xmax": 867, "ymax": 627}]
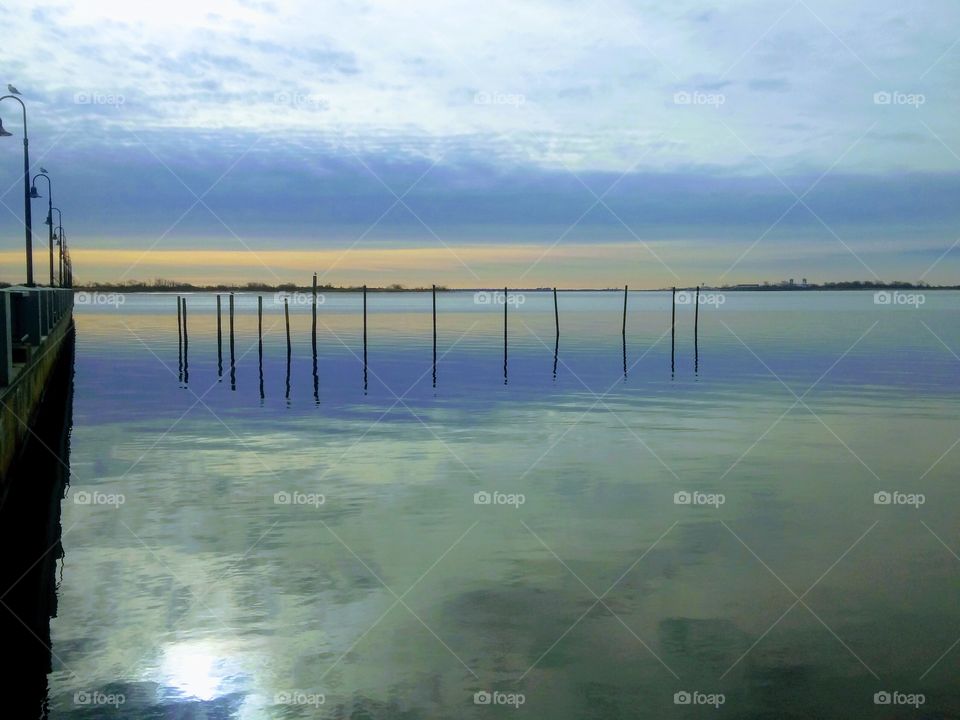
[{"xmin": 69, "ymin": 278, "xmax": 449, "ymax": 292}]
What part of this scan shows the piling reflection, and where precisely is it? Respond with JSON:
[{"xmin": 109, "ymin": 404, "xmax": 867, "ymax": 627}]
[{"xmin": 0, "ymin": 329, "xmax": 74, "ymax": 720}]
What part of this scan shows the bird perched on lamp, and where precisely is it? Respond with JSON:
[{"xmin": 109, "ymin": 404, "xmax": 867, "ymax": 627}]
[{"xmin": 7, "ymin": 84, "xmax": 21, "ymax": 95}]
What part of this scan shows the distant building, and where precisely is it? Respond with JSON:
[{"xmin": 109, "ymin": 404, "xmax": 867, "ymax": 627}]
[
  {"xmin": 801, "ymin": 278, "xmax": 808, "ymax": 287},
  {"xmin": 789, "ymin": 278, "xmax": 795, "ymax": 286}
]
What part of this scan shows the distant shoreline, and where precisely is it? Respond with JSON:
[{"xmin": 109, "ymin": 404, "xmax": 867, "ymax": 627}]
[{"xmin": 58, "ymin": 281, "xmax": 960, "ymax": 293}]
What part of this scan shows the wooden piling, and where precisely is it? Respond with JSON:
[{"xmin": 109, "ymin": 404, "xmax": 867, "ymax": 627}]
[
  {"xmin": 177, "ymin": 296, "xmax": 183, "ymax": 382},
  {"xmin": 363, "ymin": 285, "xmax": 368, "ymax": 392},
  {"xmin": 216, "ymin": 294, "xmax": 222, "ymax": 376},
  {"xmin": 258, "ymin": 296, "xmax": 264, "ymax": 399},
  {"xmin": 553, "ymin": 287, "xmax": 559, "ymax": 380},
  {"xmin": 285, "ymin": 297, "xmax": 291, "ymax": 401},
  {"xmin": 311, "ymin": 272, "xmax": 317, "ymax": 358},
  {"xmin": 229, "ymin": 293, "xmax": 236, "ymax": 390},
  {"xmin": 671, "ymin": 287, "xmax": 676, "ymax": 374},
  {"xmin": 554, "ymin": 287, "xmax": 559, "ymax": 338},
  {"xmin": 284, "ymin": 297, "xmax": 291, "ymax": 358},
  {"xmin": 181, "ymin": 298, "xmax": 188, "ymax": 383},
  {"xmin": 694, "ymin": 285, "xmax": 700, "ymax": 373},
  {"xmin": 432, "ymin": 284, "xmax": 437, "ymax": 386},
  {"xmin": 503, "ymin": 286, "xmax": 508, "ymax": 383},
  {"xmin": 622, "ymin": 285, "xmax": 628, "ymax": 338}
]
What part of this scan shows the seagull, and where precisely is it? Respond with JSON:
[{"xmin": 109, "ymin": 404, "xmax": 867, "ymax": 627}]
[
  {"xmin": 40, "ymin": 167, "xmax": 48, "ymax": 174},
  {"xmin": 7, "ymin": 84, "xmax": 21, "ymax": 95}
]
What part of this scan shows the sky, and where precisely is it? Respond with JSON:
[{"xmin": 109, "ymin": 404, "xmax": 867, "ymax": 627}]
[{"xmin": 0, "ymin": 0, "xmax": 958, "ymax": 287}]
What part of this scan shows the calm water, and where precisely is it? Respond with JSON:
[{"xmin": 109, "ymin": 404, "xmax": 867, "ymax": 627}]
[{"xmin": 27, "ymin": 291, "xmax": 960, "ymax": 717}]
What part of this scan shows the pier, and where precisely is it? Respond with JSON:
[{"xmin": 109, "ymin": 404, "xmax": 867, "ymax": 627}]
[{"xmin": 0, "ymin": 286, "xmax": 75, "ymax": 492}]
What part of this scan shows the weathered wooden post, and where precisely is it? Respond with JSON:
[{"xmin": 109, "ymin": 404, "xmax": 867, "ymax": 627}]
[
  {"xmin": 229, "ymin": 292, "xmax": 236, "ymax": 390},
  {"xmin": 553, "ymin": 287, "xmax": 559, "ymax": 380},
  {"xmin": 622, "ymin": 285, "xmax": 628, "ymax": 377},
  {"xmin": 258, "ymin": 295, "xmax": 264, "ymax": 399},
  {"xmin": 181, "ymin": 297, "xmax": 189, "ymax": 383},
  {"xmin": 177, "ymin": 296, "xmax": 183, "ymax": 382},
  {"xmin": 363, "ymin": 285, "xmax": 368, "ymax": 392},
  {"xmin": 671, "ymin": 287, "xmax": 676, "ymax": 374},
  {"xmin": 554, "ymin": 287, "xmax": 559, "ymax": 339},
  {"xmin": 176, "ymin": 294, "xmax": 182, "ymax": 351},
  {"xmin": 284, "ymin": 297, "xmax": 291, "ymax": 358},
  {"xmin": 503, "ymin": 286, "xmax": 508, "ymax": 384},
  {"xmin": 285, "ymin": 297, "xmax": 291, "ymax": 400},
  {"xmin": 216, "ymin": 294, "xmax": 223, "ymax": 377},
  {"xmin": 694, "ymin": 285, "xmax": 700, "ymax": 372},
  {"xmin": 311, "ymin": 273, "xmax": 318, "ymax": 358}
]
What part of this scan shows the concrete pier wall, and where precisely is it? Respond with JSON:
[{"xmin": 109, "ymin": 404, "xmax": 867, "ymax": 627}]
[{"xmin": 0, "ymin": 287, "xmax": 74, "ymax": 491}]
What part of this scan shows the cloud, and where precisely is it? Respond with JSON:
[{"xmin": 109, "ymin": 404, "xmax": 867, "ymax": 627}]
[{"xmin": 0, "ymin": 0, "xmax": 958, "ymax": 283}]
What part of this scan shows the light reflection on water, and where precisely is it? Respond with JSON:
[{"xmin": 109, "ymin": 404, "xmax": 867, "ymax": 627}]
[{"xmin": 44, "ymin": 291, "xmax": 960, "ymax": 718}]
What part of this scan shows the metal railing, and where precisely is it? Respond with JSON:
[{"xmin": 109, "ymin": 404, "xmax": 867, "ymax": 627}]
[{"xmin": 0, "ymin": 286, "xmax": 74, "ymax": 386}]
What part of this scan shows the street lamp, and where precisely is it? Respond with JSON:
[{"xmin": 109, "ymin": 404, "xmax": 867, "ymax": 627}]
[
  {"xmin": 0, "ymin": 94, "xmax": 34, "ymax": 286},
  {"xmin": 30, "ymin": 172, "xmax": 55, "ymax": 286},
  {"xmin": 51, "ymin": 207, "xmax": 63, "ymax": 286}
]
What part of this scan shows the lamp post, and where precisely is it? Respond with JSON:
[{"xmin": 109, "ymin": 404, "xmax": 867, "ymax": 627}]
[
  {"xmin": 0, "ymin": 95, "xmax": 34, "ymax": 286},
  {"xmin": 63, "ymin": 243, "xmax": 71, "ymax": 288},
  {"xmin": 30, "ymin": 172, "xmax": 54, "ymax": 286},
  {"xmin": 51, "ymin": 207, "xmax": 63, "ymax": 286}
]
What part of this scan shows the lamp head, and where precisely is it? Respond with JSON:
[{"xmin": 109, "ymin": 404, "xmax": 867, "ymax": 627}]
[
  {"xmin": 29, "ymin": 185, "xmax": 41, "ymax": 199},
  {"xmin": 0, "ymin": 118, "xmax": 11, "ymax": 137}
]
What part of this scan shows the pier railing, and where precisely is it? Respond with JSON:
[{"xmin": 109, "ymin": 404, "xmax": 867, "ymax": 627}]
[{"xmin": 0, "ymin": 287, "xmax": 74, "ymax": 387}]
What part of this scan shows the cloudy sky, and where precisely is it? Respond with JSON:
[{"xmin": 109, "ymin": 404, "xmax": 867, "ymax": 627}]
[{"xmin": 0, "ymin": 0, "xmax": 958, "ymax": 286}]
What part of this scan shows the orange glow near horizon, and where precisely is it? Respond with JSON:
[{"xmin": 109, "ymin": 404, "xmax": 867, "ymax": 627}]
[{"xmin": 0, "ymin": 244, "xmax": 708, "ymax": 288}]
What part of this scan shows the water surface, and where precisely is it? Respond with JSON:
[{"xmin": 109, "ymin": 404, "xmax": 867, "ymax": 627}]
[{"xmin": 34, "ymin": 291, "xmax": 960, "ymax": 717}]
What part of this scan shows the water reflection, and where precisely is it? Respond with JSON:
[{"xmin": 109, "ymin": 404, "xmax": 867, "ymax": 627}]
[
  {"xmin": 38, "ymin": 292, "xmax": 960, "ymax": 718},
  {"xmin": 0, "ymin": 330, "xmax": 74, "ymax": 719}
]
